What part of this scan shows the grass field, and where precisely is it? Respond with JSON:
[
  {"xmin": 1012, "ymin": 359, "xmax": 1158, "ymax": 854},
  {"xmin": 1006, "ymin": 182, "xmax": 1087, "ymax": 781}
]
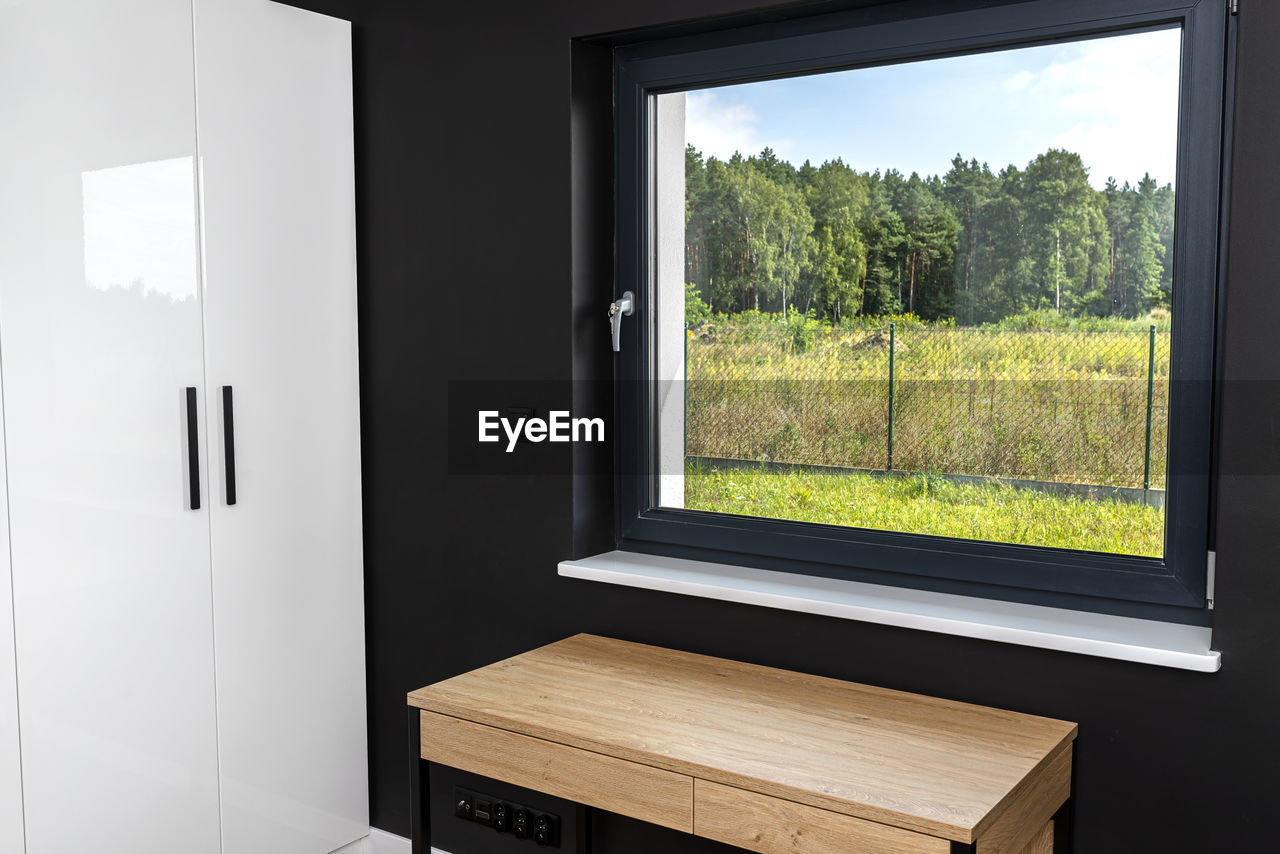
[
  {"xmin": 685, "ymin": 312, "xmax": 1170, "ymax": 490},
  {"xmin": 681, "ymin": 312, "xmax": 1170, "ymax": 556},
  {"xmin": 684, "ymin": 462, "xmax": 1164, "ymax": 556}
]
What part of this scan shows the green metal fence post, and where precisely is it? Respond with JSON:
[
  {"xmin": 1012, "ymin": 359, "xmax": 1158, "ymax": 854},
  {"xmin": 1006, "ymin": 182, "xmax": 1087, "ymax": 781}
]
[
  {"xmin": 1143, "ymin": 323, "xmax": 1156, "ymax": 491},
  {"xmin": 887, "ymin": 322, "xmax": 896, "ymax": 472}
]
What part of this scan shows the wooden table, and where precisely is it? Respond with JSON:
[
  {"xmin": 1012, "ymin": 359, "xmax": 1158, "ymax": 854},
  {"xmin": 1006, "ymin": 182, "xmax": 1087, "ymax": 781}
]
[{"xmin": 407, "ymin": 634, "xmax": 1076, "ymax": 854}]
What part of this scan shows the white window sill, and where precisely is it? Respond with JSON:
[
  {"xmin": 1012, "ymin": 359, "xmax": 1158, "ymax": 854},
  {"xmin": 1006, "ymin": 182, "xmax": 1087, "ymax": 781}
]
[{"xmin": 558, "ymin": 550, "xmax": 1220, "ymax": 672}]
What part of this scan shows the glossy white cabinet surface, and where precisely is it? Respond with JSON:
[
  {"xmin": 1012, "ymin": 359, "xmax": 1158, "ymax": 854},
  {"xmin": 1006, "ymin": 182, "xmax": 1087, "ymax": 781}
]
[
  {"xmin": 0, "ymin": 371, "xmax": 25, "ymax": 854},
  {"xmin": 0, "ymin": 2, "xmax": 222, "ymax": 853},
  {"xmin": 194, "ymin": 2, "xmax": 368, "ymax": 852}
]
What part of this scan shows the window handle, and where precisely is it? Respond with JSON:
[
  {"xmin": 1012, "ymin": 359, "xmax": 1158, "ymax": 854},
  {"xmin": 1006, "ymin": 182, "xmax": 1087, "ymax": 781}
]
[{"xmin": 609, "ymin": 291, "xmax": 634, "ymax": 352}]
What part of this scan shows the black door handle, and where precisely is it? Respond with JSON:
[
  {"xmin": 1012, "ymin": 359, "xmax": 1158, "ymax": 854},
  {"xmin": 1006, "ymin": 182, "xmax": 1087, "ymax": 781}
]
[
  {"xmin": 186, "ymin": 386, "xmax": 200, "ymax": 510},
  {"xmin": 222, "ymin": 385, "xmax": 236, "ymax": 506}
]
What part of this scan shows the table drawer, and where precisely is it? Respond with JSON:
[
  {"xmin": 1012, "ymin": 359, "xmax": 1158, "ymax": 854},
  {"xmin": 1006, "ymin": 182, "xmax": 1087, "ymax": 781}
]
[
  {"xmin": 694, "ymin": 779, "xmax": 951, "ymax": 854},
  {"xmin": 419, "ymin": 710, "xmax": 693, "ymax": 832}
]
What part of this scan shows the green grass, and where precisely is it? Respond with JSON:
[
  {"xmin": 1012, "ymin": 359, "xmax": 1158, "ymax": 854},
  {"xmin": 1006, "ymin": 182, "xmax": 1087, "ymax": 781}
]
[
  {"xmin": 683, "ymin": 463, "xmax": 1164, "ymax": 557},
  {"xmin": 686, "ymin": 313, "xmax": 1171, "ymax": 490}
]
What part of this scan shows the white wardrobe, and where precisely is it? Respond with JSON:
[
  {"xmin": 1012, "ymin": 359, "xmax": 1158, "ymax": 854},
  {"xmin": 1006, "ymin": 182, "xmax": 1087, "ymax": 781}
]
[{"xmin": 0, "ymin": 1, "xmax": 368, "ymax": 853}]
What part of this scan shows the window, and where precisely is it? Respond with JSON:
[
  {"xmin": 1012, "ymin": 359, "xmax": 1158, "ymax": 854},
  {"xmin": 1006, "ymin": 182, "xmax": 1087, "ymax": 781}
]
[{"xmin": 612, "ymin": 0, "xmax": 1230, "ymax": 622}]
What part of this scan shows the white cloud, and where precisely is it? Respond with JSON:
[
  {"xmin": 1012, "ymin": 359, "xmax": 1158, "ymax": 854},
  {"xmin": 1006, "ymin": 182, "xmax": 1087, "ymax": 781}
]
[
  {"xmin": 683, "ymin": 90, "xmax": 796, "ymax": 163},
  {"xmin": 1011, "ymin": 29, "xmax": 1181, "ymax": 187},
  {"xmin": 1003, "ymin": 70, "xmax": 1034, "ymax": 92}
]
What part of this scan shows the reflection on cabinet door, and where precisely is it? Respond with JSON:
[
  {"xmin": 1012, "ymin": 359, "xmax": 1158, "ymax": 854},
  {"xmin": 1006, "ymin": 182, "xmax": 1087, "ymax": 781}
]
[
  {"xmin": 195, "ymin": 2, "xmax": 367, "ymax": 852},
  {"xmin": 0, "ymin": 368, "xmax": 23, "ymax": 854},
  {"xmin": 0, "ymin": 2, "xmax": 221, "ymax": 853}
]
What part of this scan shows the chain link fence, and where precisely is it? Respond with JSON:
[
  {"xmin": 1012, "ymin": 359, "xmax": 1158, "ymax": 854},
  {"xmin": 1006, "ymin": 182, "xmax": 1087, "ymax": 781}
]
[{"xmin": 684, "ymin": 322, "xmax": 1170, "ymax": 492}]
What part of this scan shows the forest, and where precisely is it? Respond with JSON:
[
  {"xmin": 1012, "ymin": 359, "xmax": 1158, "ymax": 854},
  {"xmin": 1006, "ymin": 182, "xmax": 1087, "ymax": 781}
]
[{"xmin": 683, "ymin": 146, "xmax": 1176, "ymax": 325}]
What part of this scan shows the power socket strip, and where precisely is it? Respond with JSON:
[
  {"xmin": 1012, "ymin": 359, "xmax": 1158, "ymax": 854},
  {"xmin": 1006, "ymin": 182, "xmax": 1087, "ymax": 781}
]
[{"xmin": 453, "ymin": 786, "xmax": 561, "ymax": 848}]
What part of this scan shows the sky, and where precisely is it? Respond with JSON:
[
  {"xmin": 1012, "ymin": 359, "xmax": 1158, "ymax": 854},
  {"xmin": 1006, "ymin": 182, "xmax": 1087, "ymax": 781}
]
[{"xmin": 682, "ymin": 27, "xmax": 1182, "ymax": 190}]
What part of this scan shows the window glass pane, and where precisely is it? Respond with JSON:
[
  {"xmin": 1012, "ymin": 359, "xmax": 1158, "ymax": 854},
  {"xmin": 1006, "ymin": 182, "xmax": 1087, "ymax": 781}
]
[{"xmin": 654, "ymin": 27, "xmax": 1180, "ymax": 558}]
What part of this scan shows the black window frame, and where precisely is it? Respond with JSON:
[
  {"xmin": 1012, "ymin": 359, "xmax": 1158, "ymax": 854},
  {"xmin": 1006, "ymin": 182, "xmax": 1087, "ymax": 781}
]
[{"xmin": 612, "ymin": 0, "xmax": 1232, "ymax": 623}]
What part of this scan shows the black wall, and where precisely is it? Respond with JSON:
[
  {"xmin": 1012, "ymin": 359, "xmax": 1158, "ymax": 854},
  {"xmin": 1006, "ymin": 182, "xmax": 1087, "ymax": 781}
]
[{"xmin": 288, "ymin": 0, "xmax": 1280, "ymax": 850}]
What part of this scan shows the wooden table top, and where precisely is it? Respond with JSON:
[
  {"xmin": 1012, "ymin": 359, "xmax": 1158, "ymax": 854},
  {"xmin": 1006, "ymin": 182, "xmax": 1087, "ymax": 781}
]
[{"xmin": 407, "ymin": 634, "xmax": 1076, "ymax": 843}]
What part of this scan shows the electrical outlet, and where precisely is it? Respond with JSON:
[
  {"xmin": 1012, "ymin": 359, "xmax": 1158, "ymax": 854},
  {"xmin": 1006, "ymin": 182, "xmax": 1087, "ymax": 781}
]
[{"xmin": 453, "ymin": 786, "xmax": 561, "ymax": 847}]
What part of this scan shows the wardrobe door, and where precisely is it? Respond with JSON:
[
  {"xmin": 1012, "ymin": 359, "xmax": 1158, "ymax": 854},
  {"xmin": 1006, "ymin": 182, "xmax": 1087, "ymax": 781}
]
[
  {"xmin": 194, "ymin": 2, "xmax": 367, "ymax": 852},
  {"xmin": 0, "ymin": 2, "xmax": 221, "ymax": 853},
  {"xmin": 0, "ymin": 369, "xmax": 24, "ymax": 854}
]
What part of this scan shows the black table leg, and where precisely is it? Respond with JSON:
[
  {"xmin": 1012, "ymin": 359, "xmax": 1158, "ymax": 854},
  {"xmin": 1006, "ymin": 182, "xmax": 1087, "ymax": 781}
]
[{"xmin": 409, "ymin": 707, "xmax": 429, "ymax": 854}]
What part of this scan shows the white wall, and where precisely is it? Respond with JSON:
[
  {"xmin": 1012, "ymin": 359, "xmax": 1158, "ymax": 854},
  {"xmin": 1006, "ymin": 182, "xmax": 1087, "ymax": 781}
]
[{"xmin": 656, "ymin": 92, "xmax": 687, "ymax": 509}]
